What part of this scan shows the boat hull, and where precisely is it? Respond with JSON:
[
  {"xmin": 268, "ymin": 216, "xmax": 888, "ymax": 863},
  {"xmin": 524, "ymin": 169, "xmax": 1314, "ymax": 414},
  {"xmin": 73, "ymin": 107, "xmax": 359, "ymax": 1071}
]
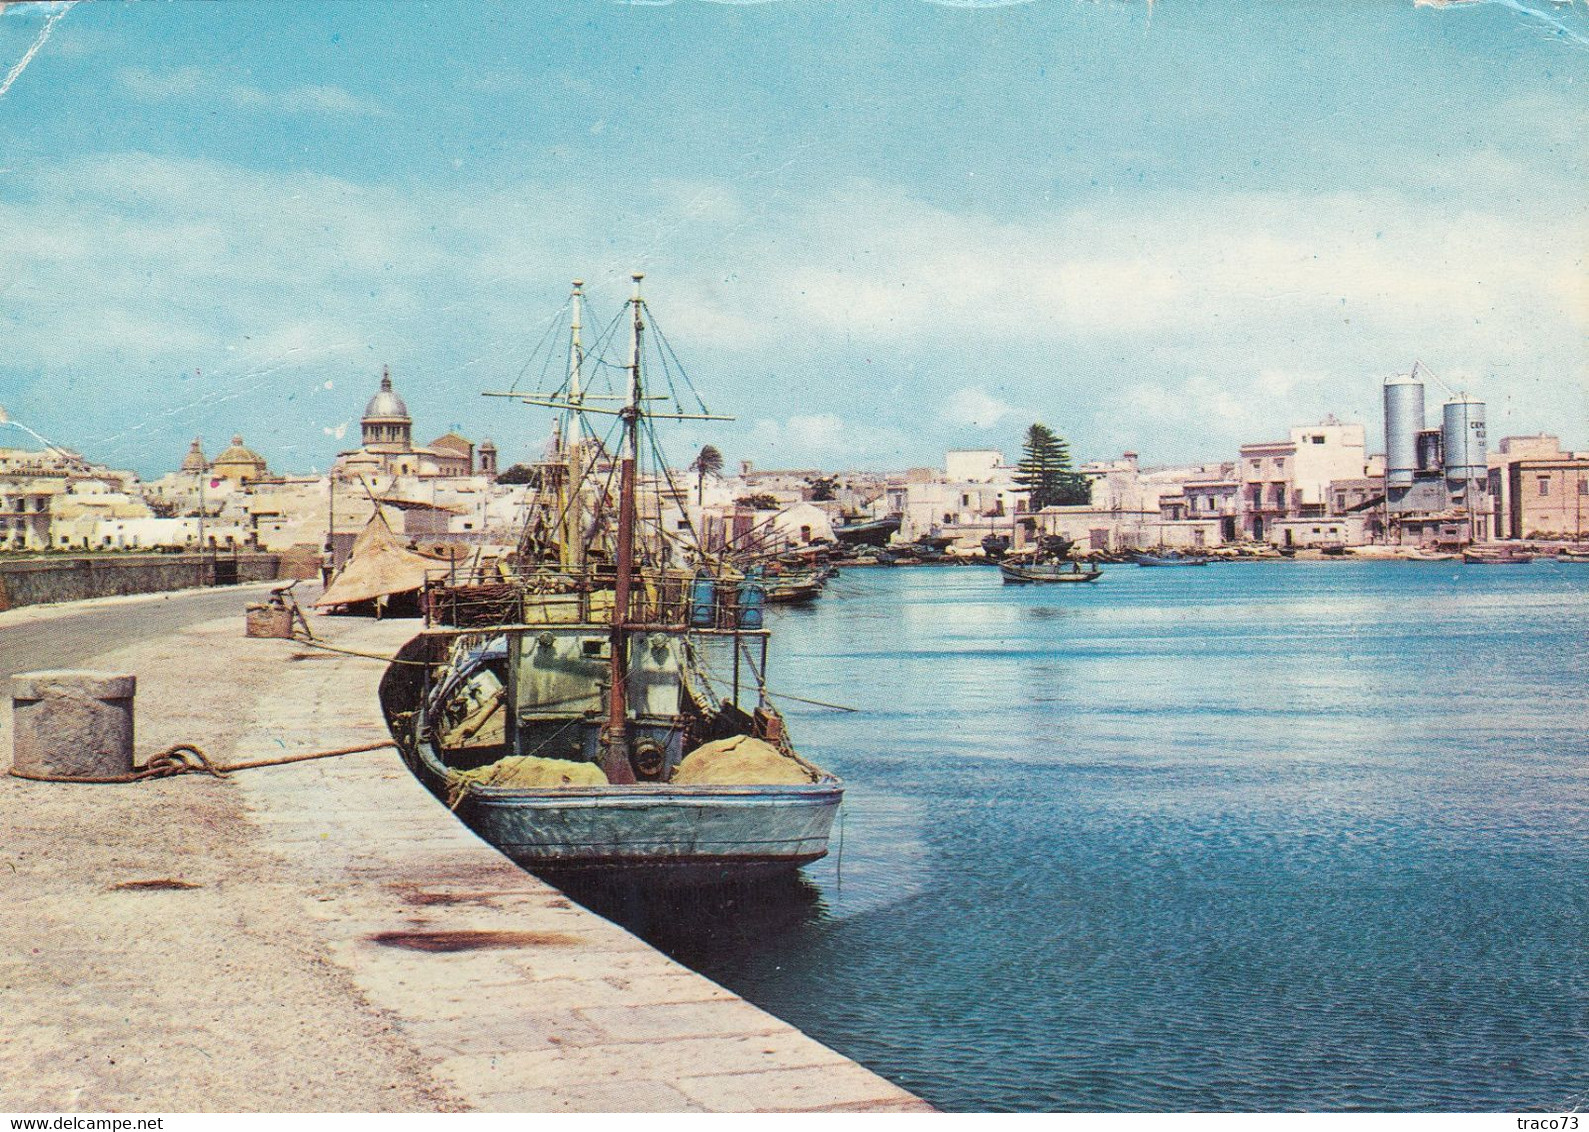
[
  {"xmin": 447, "ymin": 780, "xmax": 842, "ymax": 882},
  {"xmin": 764, "ymin": 579, "xmax": 823, "ymax": 604},
  {"xmin": 400, "ymin": 708, "xmax": 843, "ymax": 883},
  {"xmin": 833, "ymin": 516, "xmax": 901, "ymax": 547}
]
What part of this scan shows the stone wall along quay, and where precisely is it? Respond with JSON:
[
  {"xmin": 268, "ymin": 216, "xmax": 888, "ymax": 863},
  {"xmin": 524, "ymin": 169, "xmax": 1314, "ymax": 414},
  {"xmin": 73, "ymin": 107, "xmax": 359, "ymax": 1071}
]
[{"xmin": 0, "ymin": 553, "xmax": 283, "ymax": 612}]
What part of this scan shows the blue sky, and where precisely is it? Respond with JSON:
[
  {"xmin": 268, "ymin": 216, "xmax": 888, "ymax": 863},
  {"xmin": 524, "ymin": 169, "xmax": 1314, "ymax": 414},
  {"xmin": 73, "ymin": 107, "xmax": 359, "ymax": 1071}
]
[{"xmin": 0, "ymin": 0, "xmax": 1584, "ymax": 477}]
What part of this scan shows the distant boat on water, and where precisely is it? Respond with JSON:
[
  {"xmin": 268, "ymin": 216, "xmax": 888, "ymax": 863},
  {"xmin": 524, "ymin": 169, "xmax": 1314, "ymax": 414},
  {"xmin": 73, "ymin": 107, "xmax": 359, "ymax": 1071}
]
[
  {"xmin": 1135, "ymin": 551, "xmax": 1210, "ymax": 567},
  {"xmin": 999, "ymin": 534, "xmax": 1100, "ymax": 584},
  {"xmin": 1463, "ymin": 547, "xmax": 1535, "ymax": 565},
  {"xmin": 999, "ymin": 559, "xmax": 1102, "ymax": 584}
]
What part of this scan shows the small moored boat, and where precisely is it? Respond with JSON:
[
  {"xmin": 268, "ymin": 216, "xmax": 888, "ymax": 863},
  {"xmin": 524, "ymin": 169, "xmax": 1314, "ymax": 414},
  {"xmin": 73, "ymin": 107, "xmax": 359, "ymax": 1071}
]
[
  {"xmin": 1462, "ymin": 547, "xmax": 1535, "ymax": 565},
  {"xmin": 999, "ymin": 559, "xmax": 1102, "ymax": 584}
]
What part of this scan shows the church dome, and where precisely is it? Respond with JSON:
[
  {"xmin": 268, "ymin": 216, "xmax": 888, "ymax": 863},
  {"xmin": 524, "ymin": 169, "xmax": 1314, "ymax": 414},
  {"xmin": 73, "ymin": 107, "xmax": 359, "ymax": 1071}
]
[
  {"xmin": 215, "ymin": 434, "xmax": 263, "ymax": 465},
  {"xmin": 210, "ymin": 434, "xmax": 269, "ymax": 484},
  {"xmin": 363, "ymin": 367, "xmax": 410, "ymax": 422}
]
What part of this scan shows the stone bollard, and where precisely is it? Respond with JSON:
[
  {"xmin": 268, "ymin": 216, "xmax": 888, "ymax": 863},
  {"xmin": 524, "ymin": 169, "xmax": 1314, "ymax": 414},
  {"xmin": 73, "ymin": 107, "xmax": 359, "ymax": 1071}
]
[
  {"xmin": 11, "ymin": 670, "xmax": 136, "ymax": 780},
  {"xmin": 245, "ymin": 602, "xmax": 294, "ymax": 639}
]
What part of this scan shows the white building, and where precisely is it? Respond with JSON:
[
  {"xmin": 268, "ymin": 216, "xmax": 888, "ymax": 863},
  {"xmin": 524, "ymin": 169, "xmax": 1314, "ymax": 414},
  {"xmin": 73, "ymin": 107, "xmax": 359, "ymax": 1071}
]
[
  {"xmin": 1239, "ymin": 418, "xmax": 1368, "ymax": 542},
  {"xmin": 944, "ymin": 450, "xmax": 1005, "ymax": 484},
  {"xmin": 891, "ymin": 451, "xmax": 1026, "ymax": 549}
]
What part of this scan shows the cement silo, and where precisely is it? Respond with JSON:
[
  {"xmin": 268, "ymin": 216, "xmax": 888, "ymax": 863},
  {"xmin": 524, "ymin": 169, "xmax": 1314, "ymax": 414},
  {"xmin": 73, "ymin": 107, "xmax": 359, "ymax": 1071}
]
[
  {"xmin": 1383, "ymin": 373, "xmax": 1425, "ymax": 489},
  {"xmin": 1442, "ymin": 395, "xmax": 1487, "ymax": 483}
]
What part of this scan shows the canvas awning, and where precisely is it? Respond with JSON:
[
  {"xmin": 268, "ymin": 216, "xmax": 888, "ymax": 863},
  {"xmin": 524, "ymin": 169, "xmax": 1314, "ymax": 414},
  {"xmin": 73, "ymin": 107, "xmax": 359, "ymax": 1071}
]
[{"xmin": 314, "ymin": 511, "xmax": 449, "ymax": 608}]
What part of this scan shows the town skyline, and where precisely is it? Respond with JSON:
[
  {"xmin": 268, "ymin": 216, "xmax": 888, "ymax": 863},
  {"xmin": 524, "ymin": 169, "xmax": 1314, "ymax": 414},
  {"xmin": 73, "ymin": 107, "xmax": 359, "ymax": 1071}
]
[
  {"xmin": 1, "ymin": 1, "xmax": 1583, "ymax": 479},
  {"xmin": 3, "ymin": 355, "xmax": 1586, "ymax": 485}
]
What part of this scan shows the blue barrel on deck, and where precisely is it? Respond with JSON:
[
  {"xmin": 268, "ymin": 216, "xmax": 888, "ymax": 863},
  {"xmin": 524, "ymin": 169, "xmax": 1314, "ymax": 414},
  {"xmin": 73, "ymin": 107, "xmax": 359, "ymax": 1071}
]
[
  {"xmin": 689, "ymin": 571, "xmax": 716, "ymax": 627},
  {"xmin": 737, "ymin": 569, "xmax": 766, "ymax": 630}
]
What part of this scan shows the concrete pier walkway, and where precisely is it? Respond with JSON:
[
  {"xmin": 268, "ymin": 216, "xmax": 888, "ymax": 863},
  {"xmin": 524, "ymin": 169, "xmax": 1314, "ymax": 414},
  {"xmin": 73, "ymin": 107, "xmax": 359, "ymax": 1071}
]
[{"xmin": 0, "ymin": 593, "xmax": 928, "ymax": 1113}]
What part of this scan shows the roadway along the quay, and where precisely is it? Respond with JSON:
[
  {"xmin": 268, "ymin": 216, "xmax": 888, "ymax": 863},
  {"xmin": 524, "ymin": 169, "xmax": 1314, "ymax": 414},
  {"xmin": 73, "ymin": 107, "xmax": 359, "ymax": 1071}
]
[{"xmin": 0, "ymin": 581, "xmax": 281, "ymax": 677}]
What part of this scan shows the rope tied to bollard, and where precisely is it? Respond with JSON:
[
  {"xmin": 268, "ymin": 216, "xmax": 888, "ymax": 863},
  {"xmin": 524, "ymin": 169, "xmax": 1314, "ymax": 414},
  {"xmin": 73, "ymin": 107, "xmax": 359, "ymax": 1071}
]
[{"xmin": 6, "ymin": 739, "xmax": 397, "ymax": 784}]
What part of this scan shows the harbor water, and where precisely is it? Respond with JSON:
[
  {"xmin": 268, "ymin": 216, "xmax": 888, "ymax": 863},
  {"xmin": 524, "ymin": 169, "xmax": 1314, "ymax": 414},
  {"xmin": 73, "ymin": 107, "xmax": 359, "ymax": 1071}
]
[{"xmin": 582, "ymin": 561, "xmax": 1589, "ymax": 1112}]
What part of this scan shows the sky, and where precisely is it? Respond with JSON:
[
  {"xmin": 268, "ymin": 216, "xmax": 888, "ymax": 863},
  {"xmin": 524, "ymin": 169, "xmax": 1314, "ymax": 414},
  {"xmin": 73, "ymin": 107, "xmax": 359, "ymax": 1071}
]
[{"xmin": 0, "ymin": 0, "xmax": 1584, "ymax": 478}]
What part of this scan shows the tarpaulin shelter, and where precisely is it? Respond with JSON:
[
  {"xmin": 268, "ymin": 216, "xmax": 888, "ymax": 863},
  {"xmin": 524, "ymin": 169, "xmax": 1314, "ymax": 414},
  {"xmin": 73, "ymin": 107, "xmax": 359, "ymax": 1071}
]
[{"xmin": 314, "ymin": 509, "xmax": 449, "ymax": 609}]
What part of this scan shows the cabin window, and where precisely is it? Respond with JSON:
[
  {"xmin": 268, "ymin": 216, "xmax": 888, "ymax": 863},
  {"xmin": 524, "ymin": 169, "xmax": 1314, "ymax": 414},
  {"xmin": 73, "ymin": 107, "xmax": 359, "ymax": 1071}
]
[
  {"xmin": 1579, "ymin": 480, "xmax": 1588, "ymax": 496},
  {"xmin": 581, "ymin": 639, "xmax": 605, "ymax": 658},
  {"xmin": 1538, "ymin": 477, "xmax": 1550, "ymax": 496}
]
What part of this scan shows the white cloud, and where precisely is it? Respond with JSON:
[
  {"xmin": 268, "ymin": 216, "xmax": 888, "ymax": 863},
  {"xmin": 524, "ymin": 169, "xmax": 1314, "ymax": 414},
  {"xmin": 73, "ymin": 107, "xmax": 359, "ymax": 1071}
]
[
  {"xmin": 940, "ymin": 386, "xmax": 1015, "ymax": 429},
  {"xmin": 764, "ymin": 182, "xmax": 1589, "ymax": 348},
  {"xmin": 119, "ymin": 66, "xmax": 382, "ymax": 117},
  {"xmin": 2, "ymin": 150, "xmax": 1583, "ymax": 473},
  {"xmin": 746, "ymin": 413, "xmax": 912, "ymax": 464}
]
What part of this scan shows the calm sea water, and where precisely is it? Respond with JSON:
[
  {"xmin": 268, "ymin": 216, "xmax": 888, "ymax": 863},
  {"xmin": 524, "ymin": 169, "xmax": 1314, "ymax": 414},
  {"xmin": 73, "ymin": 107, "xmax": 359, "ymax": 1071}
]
[{"xmin": 581, "ymin": 561, "xmax": 1589, "ymax": 1112}]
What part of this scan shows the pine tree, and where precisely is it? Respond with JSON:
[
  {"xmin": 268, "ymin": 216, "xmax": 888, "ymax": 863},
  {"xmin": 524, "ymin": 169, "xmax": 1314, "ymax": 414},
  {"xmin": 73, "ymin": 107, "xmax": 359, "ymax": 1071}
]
[{"xmin": 1015, "ymin": 423, "xmax": 1089, "ymax": 510}]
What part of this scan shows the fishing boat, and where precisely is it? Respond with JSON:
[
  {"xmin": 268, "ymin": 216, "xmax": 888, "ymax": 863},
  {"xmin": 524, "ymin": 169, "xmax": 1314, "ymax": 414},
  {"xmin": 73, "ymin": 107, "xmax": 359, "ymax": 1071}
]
[
  {"xmin": 1462, "ymin": 547, "xmax": 1535, "ymax": 565},
  {"xmin": 832, "ymin": 514, "xmax": 901, "ymax": 547},
  {"xmin": 998, "ymin": 558, "xmax": 1102, "ymax": 584},
  {"xmin": 763, "ymin": 571, "xmax": 824, "ymax": 604},
  {"xmin": 999, "ymin": 534, "xmax": 1101, "ymax": 584},
  {"xmin": 980, "ymin": 533, "xmax": 1011, "ymax": 561},
  {"xmin": 386, "ymin": 277, "xmax": 842, "ymax": 883}
]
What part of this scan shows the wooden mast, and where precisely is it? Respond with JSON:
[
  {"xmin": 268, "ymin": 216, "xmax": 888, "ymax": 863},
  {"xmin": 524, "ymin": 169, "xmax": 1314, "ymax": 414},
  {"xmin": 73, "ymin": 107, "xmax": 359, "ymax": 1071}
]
[
  {"xmin": 563, "ymin": 280, "xmax": 587, "ymax": 573},
  {"xmin": 600, "ymin": 272, "xmax": 645, "ymax": 785}
]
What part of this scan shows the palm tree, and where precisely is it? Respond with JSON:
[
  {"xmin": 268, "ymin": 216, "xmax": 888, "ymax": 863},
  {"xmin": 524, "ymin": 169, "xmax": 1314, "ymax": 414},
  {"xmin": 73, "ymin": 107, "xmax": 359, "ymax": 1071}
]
[{"xmin": 689, "ymin": 444, "xmax": 724, "ymax": 506}]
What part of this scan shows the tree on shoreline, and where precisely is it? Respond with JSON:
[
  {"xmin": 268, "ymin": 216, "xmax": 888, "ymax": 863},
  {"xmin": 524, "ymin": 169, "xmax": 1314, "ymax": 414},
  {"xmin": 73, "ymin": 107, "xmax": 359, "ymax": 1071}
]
[{"xmin": 1015, "ymin": 423, "xmax": 1089, "ymax": 510}]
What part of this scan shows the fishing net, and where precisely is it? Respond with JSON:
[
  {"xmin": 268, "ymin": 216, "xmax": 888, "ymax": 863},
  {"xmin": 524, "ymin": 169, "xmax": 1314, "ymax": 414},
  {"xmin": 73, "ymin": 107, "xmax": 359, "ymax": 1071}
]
[
  {"xmin": 447, "ymin": 755, "xmax": 608, "ymax": 805},
  {"xmin": 671, "ymin": 735, "xmax": 814, "ymax": 786}
]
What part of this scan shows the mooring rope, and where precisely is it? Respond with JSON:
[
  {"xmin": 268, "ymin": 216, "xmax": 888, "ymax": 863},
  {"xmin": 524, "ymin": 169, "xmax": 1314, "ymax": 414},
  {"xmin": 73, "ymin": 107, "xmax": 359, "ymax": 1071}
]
[{"xmin": 7, "ymin": 739, "xmax": 396, "ymax": 784}]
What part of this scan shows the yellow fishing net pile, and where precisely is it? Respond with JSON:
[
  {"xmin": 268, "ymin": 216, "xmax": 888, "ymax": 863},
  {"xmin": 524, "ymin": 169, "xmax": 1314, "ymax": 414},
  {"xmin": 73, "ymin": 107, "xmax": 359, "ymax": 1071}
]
[
  {"xmin": 447, "ymin": 756, "xmax": 607, "ymax": 805},
  {"xmin": 671, "ymin": 735, "xmax": 814, "ymax": 785}
]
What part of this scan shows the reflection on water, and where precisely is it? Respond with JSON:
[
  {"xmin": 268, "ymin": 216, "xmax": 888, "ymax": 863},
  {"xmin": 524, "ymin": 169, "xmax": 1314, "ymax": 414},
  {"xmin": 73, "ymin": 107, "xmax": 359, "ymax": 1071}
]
[
  {"xmin": 553, "ymin": 872, "xmax": 830, "ymax": 971},
  {"xmin": 555, "ymin": 562, "xmax": 1589, "ymax": 1112}
]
